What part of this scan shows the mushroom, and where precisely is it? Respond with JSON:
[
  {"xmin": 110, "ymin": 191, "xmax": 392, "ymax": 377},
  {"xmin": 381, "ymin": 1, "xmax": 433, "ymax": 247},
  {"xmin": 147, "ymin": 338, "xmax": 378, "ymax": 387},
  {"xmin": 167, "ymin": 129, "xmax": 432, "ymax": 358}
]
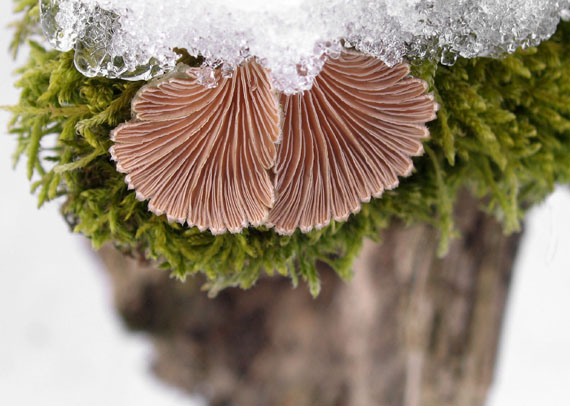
[
  {"xmin": 110, "ymin": 52, "xmax": 437, "ymax": 235},
  {"xmin": 266, "ymin": 52, "xmax": 438, "ymax": 234},
  {"xmin": 110, "ymin": 60, "xmax": 281, "ymax": 234}
]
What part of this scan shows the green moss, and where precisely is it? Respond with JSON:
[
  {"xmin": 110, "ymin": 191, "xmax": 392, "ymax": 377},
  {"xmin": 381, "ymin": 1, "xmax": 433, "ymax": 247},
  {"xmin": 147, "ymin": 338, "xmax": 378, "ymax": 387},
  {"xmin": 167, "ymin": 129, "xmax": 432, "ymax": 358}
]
[{"xmin": 5, "ymin": 1, "xmax": 570, "ymax": 295}]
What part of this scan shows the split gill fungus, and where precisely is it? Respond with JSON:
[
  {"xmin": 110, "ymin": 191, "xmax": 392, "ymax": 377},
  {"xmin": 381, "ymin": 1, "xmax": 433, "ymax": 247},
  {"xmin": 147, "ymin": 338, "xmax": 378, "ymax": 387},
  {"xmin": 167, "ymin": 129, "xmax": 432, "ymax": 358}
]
[{"xmin": 110, "ymin": 52, "xmax": 438, "ymax": 235}]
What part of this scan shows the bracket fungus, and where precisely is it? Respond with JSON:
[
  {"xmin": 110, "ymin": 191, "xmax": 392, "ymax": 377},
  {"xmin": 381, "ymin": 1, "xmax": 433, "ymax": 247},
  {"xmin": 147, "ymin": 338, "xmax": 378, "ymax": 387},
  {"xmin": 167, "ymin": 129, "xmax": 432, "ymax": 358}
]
[
  {"xmin": 111, "ymin": 52, "xmax": 438, "ymax": 235},
  {"xmin": 268, "ymin": 53, "xmax": 438, "ymax": 234},
  {"xmin": 110, "ymin": 60, "xmax": 281, "ymax": 234}
]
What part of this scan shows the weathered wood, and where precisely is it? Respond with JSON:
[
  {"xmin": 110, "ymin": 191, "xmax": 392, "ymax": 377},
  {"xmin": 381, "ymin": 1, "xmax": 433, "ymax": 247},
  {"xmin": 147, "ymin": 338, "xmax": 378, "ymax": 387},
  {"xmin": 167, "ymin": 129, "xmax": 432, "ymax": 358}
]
[{"xmin": 97, "ymin": 193, "xmax": 520, "ymax": 406}]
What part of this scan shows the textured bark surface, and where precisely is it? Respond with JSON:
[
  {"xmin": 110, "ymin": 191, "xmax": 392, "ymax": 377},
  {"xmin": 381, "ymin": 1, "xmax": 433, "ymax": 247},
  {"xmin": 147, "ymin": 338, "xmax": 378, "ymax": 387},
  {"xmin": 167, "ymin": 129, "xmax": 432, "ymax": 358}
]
[{"xmin": 98, "ymin": 193, "xmax": 520, "ymax": 406}]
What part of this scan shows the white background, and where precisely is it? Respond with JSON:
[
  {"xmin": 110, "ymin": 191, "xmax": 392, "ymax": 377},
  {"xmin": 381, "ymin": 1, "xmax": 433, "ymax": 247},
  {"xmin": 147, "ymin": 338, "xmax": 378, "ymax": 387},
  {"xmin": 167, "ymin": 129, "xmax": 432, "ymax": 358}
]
[{"xmin": 0, "ymin": 3, "xmax": 569, "ymax": 405}]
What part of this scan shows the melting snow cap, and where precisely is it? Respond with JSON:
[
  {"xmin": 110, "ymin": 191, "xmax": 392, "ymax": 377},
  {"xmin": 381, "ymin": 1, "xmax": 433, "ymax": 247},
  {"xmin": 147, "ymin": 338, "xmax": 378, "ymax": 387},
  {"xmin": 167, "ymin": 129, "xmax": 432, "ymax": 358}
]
[{"xmin": 40, "ymin": 0, "xmax": 570, "ymax": 94}]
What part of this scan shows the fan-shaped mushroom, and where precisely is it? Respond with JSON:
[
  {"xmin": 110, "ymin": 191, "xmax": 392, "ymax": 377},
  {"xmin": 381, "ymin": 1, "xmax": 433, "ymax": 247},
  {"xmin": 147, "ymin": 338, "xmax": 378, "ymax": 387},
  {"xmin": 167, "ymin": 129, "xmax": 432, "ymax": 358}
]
[
  {"xmin": 110, "ymin": 60, "xmax": 281, "ymax": 234},
  {"xmin": 266, "ymin": 52, "xmax": 438, "ymax": 234},
  {"xmin": 110, "ymin": 52, "xmax": 437, "ymax": 235}
]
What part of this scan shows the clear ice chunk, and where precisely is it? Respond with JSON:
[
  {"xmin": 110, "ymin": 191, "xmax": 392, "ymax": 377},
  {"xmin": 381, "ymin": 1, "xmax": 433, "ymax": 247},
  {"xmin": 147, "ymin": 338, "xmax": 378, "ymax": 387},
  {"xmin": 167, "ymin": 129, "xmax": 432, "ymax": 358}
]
[{"xmin": 39, "ymin": 0, "xmax": 570, "ymax": 94}]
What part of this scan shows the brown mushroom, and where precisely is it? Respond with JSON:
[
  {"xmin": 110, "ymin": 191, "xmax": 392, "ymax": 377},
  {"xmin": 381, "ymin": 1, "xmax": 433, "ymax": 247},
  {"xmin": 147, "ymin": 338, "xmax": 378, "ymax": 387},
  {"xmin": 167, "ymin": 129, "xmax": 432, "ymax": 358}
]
[
  {"xmin": 266, "ymin": 52, "xmax": 438, "ymax": 234},
  {"xmin": 110, "ymin": 60, "xmax": 281, "ymax": 234},
  {"xmin": 110, "ymin": 52, "xmax": 437, "ymax": 236}
]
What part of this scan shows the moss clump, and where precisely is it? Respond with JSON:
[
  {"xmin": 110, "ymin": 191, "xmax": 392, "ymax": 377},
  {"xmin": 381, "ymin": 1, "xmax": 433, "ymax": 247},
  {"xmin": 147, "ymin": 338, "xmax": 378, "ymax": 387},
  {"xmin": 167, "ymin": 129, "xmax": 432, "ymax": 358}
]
[{"xmin": 5, "ymin": 1, "xmax": 570, "ymax": 295}]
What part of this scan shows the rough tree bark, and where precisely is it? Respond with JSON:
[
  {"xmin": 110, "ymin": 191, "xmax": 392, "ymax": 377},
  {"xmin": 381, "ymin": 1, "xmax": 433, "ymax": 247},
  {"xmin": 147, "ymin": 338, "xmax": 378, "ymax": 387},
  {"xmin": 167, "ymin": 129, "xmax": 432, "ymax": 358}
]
[{"xmin": 97, "ymin": 192, "xmax": 520, "ymax": 406}]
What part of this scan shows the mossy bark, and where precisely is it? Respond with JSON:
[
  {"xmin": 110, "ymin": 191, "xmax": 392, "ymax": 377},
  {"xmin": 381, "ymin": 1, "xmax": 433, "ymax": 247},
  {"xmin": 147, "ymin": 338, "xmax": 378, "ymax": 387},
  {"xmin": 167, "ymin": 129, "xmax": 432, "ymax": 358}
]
[{"xmin": 98, "ymin": 192, "xmax": 520, "ymax": 406}]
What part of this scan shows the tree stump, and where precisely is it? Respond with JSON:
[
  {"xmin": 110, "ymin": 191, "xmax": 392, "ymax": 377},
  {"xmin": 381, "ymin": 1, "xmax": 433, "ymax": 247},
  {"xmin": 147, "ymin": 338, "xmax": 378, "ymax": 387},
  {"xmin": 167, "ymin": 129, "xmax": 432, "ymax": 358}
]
[{"xmin": 97, "ymin": 192, "xmax": 520, "ymax": 406}]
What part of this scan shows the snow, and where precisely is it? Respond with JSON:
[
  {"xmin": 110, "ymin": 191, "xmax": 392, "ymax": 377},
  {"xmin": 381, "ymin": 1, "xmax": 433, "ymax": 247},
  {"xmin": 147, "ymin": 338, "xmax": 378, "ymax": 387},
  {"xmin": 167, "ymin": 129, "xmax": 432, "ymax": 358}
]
[{"xmin": 40, "ymin": 0, "xmax": 570, "ymax": 93}]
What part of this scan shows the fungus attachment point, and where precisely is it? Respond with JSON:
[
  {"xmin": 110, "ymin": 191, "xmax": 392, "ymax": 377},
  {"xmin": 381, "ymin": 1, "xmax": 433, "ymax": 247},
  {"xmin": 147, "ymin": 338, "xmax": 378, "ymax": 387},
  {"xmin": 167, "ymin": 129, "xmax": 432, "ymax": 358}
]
[
  {"xmin": 110, "ymin": 60, "xmax": 280, "ymax": 234},
  {"xmin": 267, "ymin": 52, "xmax": 438, "ymax": 235}
]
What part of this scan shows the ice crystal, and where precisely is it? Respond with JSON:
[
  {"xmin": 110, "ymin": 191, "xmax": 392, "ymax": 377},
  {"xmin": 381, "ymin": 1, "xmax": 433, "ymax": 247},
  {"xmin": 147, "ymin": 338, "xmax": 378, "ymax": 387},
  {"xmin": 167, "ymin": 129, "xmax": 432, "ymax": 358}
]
[{"xmin": 39, "ymin": 0, "xmax": 570, "ymax": 93}]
